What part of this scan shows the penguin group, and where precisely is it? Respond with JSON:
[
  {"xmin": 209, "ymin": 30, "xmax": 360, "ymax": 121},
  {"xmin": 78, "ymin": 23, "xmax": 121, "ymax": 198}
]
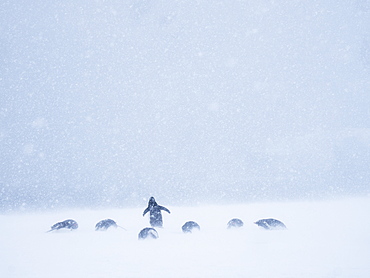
[
  {"xmin": 47, "ymin": 197, "xmax": 287, "ymax": 239},
  {"xmin": 47, "ymin": 218, "xmax": 123, "ymax": 232}
]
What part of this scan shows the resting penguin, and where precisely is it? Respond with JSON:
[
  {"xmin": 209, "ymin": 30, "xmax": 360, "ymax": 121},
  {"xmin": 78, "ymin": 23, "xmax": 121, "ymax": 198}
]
[
  {"xmin": 95, "ymin": 219, "xmax": 125, "ymax": 231},
  {"xmin": 47, "ymin": 219, "xmax": 78, "ymax": 232},
  {"xmin": 254, "ymin": 218, "xmax": 287, "ymax": 230},
  {"xmin": 138, "ymin": 227, "xmax": 159, "ymax": 240},
  {"xmin": 182, "ymin": 221, "xmax": 200, "ymax": 233},
  {"xmin": 227, "ymin": 218, "xmax": 244, "ymax": 229},
  {"xmin": 143, "ymin": 197, "xmax": 170, "ymax": 228}
]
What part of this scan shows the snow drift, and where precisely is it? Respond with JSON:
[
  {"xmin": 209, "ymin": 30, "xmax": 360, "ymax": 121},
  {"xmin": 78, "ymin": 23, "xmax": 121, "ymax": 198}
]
[{"xmin": 1, "ymin": 197, "xmax": 369, "ymax": 277}]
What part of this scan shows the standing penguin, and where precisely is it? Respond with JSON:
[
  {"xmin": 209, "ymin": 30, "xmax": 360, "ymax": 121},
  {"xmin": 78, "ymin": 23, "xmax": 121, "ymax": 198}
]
[{"xmin": 143, "ymin": 197, "xmax": 170, "ymax": 228}]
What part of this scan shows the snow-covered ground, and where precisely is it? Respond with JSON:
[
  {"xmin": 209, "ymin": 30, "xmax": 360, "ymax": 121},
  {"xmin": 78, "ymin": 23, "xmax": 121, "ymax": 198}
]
[{"xmin": 1, "ymin": 197, "xmax": 370, "ymax": 278}]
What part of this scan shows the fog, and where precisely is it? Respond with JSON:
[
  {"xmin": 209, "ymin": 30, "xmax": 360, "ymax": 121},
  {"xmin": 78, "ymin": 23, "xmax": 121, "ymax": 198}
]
[{"xmin": 1, "ymin": 1, "xmax": 369, "ymax": 211}]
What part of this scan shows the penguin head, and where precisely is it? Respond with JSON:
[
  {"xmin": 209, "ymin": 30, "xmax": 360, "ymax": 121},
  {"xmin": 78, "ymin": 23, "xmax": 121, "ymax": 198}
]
[{"xmin": 148, "ymin": 197, "xmax": 157, "ymax": 207}]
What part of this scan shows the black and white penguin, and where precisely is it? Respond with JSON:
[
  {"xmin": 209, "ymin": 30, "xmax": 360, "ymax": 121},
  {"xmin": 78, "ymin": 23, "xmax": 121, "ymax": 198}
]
[
  {"xmin": 227, "ymin": 218, "xmax": 244, "ymax": 229},
  {"xmin": 182, "ymin": 221, "xmax": 200, "ymax": 233},
  {"xmin": 95, "ymin": 219, "xmax": 119, "ymax": 231},
  {"xmin": 138, "ymin": 227, "xmax": 159, "ymax": 240},
  {"xmin": 143, "ymin": 197, "xmax": 170, "ymax": 228},
  {"xmin": 254, "ymin": 218, "xmax": 287, "ymax": 230},
  {"xmin": 47, "ymin": 219, "xmax": 78, "ymax": 232}
]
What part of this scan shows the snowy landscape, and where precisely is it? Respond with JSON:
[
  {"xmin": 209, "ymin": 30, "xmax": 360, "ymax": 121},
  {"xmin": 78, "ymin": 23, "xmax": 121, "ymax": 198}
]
[
  {"xmin": 1, "ymin": 197, "xmax": 370, "ymax": 277},
  {"xmin": 2, "ymin": 0, "xmax": 370, "ymax": 211},
  {"xmin": 1, "ymin": 1, "xmax": 370, "ymax": 277}
]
